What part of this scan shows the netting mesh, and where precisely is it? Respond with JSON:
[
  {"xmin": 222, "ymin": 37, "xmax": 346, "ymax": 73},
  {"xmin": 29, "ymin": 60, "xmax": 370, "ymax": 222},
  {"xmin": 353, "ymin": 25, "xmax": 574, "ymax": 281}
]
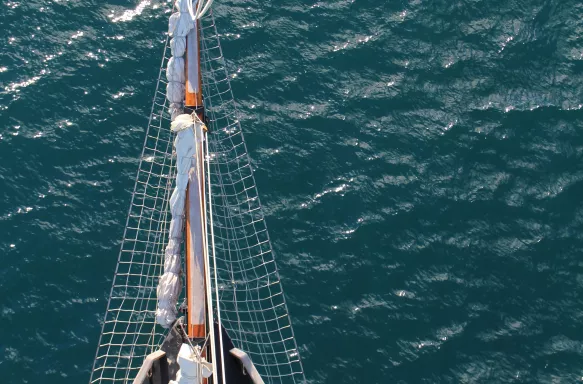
[{"xmin": 89, "ymin": 10, "xmax": 305, "ymax": 384}]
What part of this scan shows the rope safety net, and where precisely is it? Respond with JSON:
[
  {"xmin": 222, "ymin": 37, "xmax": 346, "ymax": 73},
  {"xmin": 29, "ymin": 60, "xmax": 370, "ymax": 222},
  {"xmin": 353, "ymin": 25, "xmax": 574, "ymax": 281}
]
[{"xmin": 89, "ymin": 6, "xmax": 305, "ymax": 384}]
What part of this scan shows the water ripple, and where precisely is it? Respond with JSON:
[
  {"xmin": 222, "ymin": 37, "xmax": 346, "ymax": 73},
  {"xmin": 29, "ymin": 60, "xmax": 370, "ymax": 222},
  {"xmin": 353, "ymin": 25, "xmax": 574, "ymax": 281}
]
[{"xmin": 3, "ymin": 0, "xmax": 583, "ymax": 383}]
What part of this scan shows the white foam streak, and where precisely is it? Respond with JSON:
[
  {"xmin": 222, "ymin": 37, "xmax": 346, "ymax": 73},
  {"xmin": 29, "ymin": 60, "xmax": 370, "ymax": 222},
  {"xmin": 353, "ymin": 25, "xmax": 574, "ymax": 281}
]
[{"xmin": 111, "ymin": 0, "xmax": 151, "ymax": 23}]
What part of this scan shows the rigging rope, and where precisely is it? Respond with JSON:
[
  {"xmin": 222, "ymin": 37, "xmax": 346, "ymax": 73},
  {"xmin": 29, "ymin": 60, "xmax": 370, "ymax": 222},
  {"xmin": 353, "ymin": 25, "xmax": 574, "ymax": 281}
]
[
  {"xmin": 205, "ymin": 125, "xmax": 227, "ymax": 384},
  {"xmin": 194, "ymin": 120, "xmax": 219, "ymax": 383},
  {"xmin": 187, "ymin": 0, "xmax": 214, "ymax": 20}
]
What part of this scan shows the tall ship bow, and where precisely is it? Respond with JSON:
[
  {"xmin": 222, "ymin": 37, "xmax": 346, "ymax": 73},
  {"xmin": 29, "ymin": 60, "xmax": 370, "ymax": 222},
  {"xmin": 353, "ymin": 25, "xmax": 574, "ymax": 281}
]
[{"xmin": 89, "ymin": 2, "xmax": 305, "ymax": 383}]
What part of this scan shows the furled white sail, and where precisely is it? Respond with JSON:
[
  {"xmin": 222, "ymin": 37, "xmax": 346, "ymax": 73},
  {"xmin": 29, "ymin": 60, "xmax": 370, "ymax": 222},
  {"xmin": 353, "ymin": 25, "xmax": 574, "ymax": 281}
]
[
  {"xmin": 156, "ymin": 114, "xmax": 203, "ymax": 328},
  {"xmin": 157, "ymin": 0, "xmax": 202, "ymax": 329},
  {"xmin": 167, "ymin": 0, "xmax": 194, "ymax": 120},
  {"xmin": 155, "ymin": 113, "xmax": 207, "ymax": 330}
]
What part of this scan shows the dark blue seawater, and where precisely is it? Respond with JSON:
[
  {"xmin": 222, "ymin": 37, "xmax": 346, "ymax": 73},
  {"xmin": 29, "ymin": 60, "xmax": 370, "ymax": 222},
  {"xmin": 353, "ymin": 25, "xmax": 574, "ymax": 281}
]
[{"xmin": 2, "ymin": 0, "xmax": 583, "ymax": 382}]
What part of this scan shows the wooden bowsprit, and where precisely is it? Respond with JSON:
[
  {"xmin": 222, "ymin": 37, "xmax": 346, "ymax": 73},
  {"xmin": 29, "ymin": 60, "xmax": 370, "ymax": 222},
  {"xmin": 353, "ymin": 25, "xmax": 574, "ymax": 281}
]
[{"xmin": 183, "ymin": 5, "xmax": 221, "ymax": 384}]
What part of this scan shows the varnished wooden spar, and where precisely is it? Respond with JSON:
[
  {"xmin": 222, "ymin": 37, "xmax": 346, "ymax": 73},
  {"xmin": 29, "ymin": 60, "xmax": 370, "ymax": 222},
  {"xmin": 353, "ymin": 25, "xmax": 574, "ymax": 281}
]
[
  {"xmin": 184, "ymin": 14, "xmax": 207, "ymax": 341},
  {"xmin": 185, "ymin": 188, "xmax": 205, "ymax": 339},
  {"xmin": 185, "ymin": 20, "xmax": 203, "ymax": 108}
]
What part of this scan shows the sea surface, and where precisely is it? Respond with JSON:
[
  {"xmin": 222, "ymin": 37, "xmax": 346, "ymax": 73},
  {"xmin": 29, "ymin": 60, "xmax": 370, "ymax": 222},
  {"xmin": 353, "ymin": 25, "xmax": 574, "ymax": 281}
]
[{"xmin": 2, "ymin": 0, "xmax": 583, "ymax": 382}]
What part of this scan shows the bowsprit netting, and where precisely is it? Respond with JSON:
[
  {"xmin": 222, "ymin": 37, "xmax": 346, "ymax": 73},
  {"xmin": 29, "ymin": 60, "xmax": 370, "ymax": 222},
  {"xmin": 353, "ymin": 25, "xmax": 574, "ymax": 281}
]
[
  {"xmin": 200, "ymin": 14, "xmax": 305, "ymax": 384},
  {"xmin": 88, "ymin": 32, "xmax": 175, "ymax": 384},
  {"xmin": 89, "ymin": 9, "xmax": 305, "ymax": 384}
]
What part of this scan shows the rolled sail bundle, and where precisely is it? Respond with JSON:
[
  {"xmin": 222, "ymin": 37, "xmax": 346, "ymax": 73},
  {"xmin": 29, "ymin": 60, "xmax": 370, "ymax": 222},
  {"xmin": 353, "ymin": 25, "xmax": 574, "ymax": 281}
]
[
  {"xmin": 158, "ymin": 0, "xmax": 208, "ymax": 331},
  {"xmin": 156, "ymin": 114, "xmax": 204, "ymax": 328},
  {"xmin": 167, "ymin": 0, "xmax": 194, "ymax": 121}
]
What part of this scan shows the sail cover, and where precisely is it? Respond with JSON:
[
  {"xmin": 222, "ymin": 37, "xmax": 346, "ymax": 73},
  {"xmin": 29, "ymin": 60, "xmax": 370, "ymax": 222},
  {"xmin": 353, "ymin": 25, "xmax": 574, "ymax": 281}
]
[{"xmin": 89, "ymin": 6, "xmax": 305, "ymax": 384}]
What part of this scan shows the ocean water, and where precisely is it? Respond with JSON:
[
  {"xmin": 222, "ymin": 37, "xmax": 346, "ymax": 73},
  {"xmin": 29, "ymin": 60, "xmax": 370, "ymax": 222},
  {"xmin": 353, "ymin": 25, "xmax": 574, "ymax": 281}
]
[{"xmin": 2, "ymin": 0, "xmax": 583, "ymax": 382}]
